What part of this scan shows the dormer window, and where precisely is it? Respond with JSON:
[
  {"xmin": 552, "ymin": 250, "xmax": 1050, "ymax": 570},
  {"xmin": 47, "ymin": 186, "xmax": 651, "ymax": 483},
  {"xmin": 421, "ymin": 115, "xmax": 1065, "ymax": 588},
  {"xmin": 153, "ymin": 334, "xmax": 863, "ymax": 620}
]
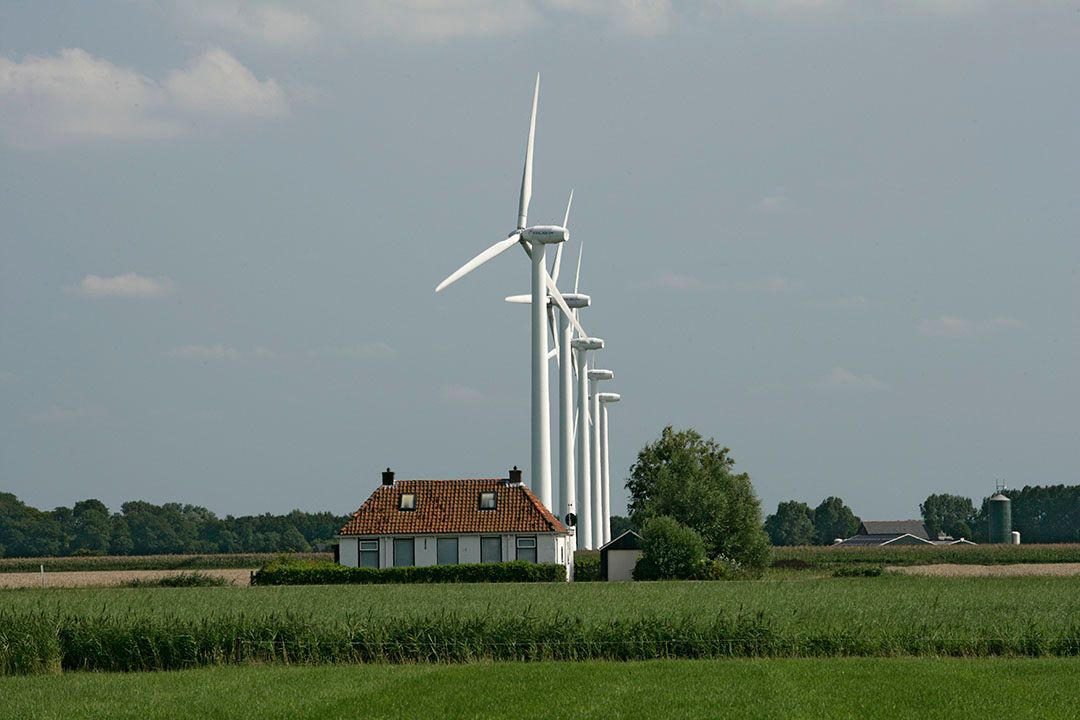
[
  {"xmin": 478, "ymin": 491, "xmax": 497, "ymax": 510},
  {"xmin": 398, "ymin": 493, "xmax": 416, "ymax": 511}
]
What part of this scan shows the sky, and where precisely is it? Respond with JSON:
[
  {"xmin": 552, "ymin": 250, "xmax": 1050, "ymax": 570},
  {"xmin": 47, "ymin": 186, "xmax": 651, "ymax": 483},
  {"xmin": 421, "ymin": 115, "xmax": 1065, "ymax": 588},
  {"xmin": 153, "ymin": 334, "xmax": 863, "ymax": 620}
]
[{"xmin": 1, "ymin": 1, "xmax": 1077, "ymax": 523}]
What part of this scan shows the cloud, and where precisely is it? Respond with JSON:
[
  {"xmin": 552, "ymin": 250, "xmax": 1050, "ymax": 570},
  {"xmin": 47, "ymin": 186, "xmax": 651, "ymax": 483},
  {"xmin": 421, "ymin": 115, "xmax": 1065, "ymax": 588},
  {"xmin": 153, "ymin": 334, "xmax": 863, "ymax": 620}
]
[
  {"xmin": 176, "ymin": 3, "xmax": 320, "ymax": 46},
  {"xmin": 440, "ymin": 383, "xmax": 490, "ymax": 405},
  {"xmin": 546, "ymin": 0, "xmax": 672, "ymax": 35},
  {"xmin": 822, "ymin": 367, "xmax": 887, "ymax": 391},
  {"xmin": 334, "ymin": 0, "xmax": 540, "ymax": 41},
  {"xmin": 763, "ymin": 276, "xmax": 791, "ymax": 292},
  {"xmin": 166, "ymin": 49, "xmax": 286, "ymax": 117},
  {"xmin": 646, "ymin": 271, "xmax": 706, "ymax": 290},
  {"xmin": 67, "ymin": 273, "xmax": 173, "ymax": 298},
  {"xmin": 27, "ymin": 405, "xmax": 108, "ymax": 426},
  {"xmin": 167, "ymin": 344, "xmax": 241, "ymax": 360},
  {"xmin": 0, "ymin": 49, "xmax": 177, "ymax": 148},
  {"xmin": 751, "ymin": 194, "xmax": 791, "ymax": 214},
  {"xmin": 919, "ymin": 315, "xmax": 1023, "ymax": 339},
  {"xmin": 310, "ymin": 342, "xmax": 396, "ymax": 360},
  {"xmin": 0, "ymin": 48, "xmax": 286, "ymax": 148}
]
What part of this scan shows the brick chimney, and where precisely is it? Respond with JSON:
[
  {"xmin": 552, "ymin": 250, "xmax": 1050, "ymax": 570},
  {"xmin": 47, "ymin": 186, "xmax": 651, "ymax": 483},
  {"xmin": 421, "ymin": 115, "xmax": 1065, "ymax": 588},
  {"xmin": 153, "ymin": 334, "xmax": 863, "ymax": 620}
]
[
  {"xmin": 382, "ymin": 468, "xmax": 395, "ymax": 486},
  {"xmin": 508, "ymin": 466, "xmax": 523, "ymax": 485}
]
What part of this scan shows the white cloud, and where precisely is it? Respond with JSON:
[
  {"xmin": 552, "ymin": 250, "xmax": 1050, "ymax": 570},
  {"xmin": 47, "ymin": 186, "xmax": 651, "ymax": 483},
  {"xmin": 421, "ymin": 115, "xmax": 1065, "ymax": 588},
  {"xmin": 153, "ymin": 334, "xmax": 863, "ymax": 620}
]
[
  {"xmin": 0, "ymin": 48, "xmax": 286, "ymax": 148},
  {"xmin": 336, "ymin": 0, "xmax": 540, "ymax": 41},
  {"xmin": 68, "ymin": 273, "xmax": 173, "ymax": 298},
  {"xmin": 763, "ymin": 276, "xmax": 791, "ymax": 292},
  {"xmin": 546, "ymin": 0, "xmax": 672, "ymax": 35},
  {"xmin": 167, "ymin": 344, "xmax": 242, "ymax": 360},
  {"xmin": 646, "ymin": 271, "xmax": 706, "ymax": 290},
  {"xmin": 823, "ymin": 367, "xmax": 887, "ymax": 391},
  {"xmin": 919, "ymin": 315, "xmax": 1023, "ymax": 339},
  {"xmin": 166, "ymin": 49, "xmax": 286, "ymax": 117},
  {"xmin": 177, "ymin": 3, "xmax": 320, "ymax": 46},
  {"xmin": 751, "ymin": 194, "xmax": 791, "ymax": 213},
  {"xmin": 27, "ymin": 405, "xmax": 108, "ymax": 426},
  {"xmin": 0, "ymin": 49, "xmax": 177, "ymax": 148},
  {"xmin": 310, "ymin": 342, "xmax": 396, "ymax": 360}
]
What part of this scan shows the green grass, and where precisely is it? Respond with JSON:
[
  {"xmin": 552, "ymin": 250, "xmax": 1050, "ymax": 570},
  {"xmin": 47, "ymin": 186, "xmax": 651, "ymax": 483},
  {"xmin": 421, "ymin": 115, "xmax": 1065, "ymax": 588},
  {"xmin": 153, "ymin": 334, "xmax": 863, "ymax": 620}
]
[
  {"xmin": 2, "ymin": 658, "xmax": 1079, "ymax": 719},
  {"xmin": 3, "ymin": 575, "xmax": 1080, "ymax": 673},
  {"xmin": 772, "ymin": 543, "xmax": 1080, "ymax": 567}
]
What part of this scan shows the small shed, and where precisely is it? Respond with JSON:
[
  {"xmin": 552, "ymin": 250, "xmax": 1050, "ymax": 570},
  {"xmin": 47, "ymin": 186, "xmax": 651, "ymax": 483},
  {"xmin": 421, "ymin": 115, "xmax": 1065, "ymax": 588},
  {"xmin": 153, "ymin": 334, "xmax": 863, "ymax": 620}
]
[{"xmin": 599, "ymin": 530, "xmax": 644, "ymax": 581}]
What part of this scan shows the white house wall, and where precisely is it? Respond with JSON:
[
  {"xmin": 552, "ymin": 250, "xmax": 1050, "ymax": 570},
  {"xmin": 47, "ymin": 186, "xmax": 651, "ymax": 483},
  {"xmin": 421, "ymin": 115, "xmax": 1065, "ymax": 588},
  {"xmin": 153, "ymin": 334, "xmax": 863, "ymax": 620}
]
[
  {"xmin": 339, "ymin": 537, "xmax": 358, "ymax": 568},
  {"xmin": 339, "ymin": 532, "xmax": 571, "ymax": 577},
  {"xmin": 460, "ymin": 535, "xmax": 481, "ymax": 564}
]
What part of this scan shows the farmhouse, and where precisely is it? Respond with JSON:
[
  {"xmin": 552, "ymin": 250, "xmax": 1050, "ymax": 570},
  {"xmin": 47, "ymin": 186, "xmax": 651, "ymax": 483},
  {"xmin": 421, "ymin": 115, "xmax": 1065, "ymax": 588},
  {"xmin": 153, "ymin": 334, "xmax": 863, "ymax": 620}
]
[
  {"xmin": 835, "ymin": 520, "xmax": 976, "ymax": 547},
  {"xmin": 337, "ymin": 467, "xmax": 573, "ymax": 577}
]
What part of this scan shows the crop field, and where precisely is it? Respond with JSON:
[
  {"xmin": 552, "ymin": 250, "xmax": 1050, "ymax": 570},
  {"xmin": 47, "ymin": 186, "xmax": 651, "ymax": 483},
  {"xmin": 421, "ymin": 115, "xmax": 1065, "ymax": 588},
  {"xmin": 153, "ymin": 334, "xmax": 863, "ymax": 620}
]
[
  {"xmin": 0, "ymin": 553, "xmax": 331, "ymax": 574},
  {"xmin": 2, "ymin": 658, "xmax": 1079, "ymax": 719},
  {"xmin": 4, "ymin": 574, "xmax": 1080, "ymax": 674},
  {"xmin": 771, "ymin": 543, "xmax": 1080, "ymax": 568}
]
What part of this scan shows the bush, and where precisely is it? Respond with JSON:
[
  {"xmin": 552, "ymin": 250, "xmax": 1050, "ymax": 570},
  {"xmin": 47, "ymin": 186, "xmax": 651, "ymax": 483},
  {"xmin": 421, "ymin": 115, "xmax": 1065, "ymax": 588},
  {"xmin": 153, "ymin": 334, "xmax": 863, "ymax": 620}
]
[
  {"xmin": 633, "ymin": 517, "xmax": 708, "ymax": 580},
  {"xmin": 122, "ymin": 572, "xmax": 232, "ymax": 588},
  {"xmin": 832, "ymin": 565, "xmax": 884, "ymax": 578},
  {"xmin": 253, "ymin": 559, "xmax": 565, "ymax": 585},
  {"xmin": 573, "ymin": 551, "xmax": 600, "ymax": 581}
]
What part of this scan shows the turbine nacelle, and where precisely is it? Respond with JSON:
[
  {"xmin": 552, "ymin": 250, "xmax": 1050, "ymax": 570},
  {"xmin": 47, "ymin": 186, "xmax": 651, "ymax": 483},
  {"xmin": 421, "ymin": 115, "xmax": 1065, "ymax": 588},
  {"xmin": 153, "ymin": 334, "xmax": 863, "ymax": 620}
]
[
  {"xmin": 521, "ymin": 225, "xmax": 569, "ymax": 244},
  {"xmin": 588, "ymin": 368, "xmax": 614, "ymax": 381},
  {"xmin": 506, "ymin": 291, "xmax": 590, "ymax": 308},
  {"xmin": 572, "ymin": 337, "xmax": 604, "ymax": 351},
  {"xmin": 598, "ymin": 392, "xmax": 621, "ymax": 404}
]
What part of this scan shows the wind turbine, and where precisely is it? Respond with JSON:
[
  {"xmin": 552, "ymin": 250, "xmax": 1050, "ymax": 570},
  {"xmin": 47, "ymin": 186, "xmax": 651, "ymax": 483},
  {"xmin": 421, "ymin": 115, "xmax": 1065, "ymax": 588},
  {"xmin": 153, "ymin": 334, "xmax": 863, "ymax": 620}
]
[
  {"xmin": 505, "ymin": 193, "xmax": 591, "ymax": 530},
  {"xmin": 572, "ymin": 337, "xmax": 603, "ymax": 548},
  {"xmin": 435, "ymin": 74, "xmax": 585, "ymax": 510},
  {"xmin": 588, "ymin": 368, "xmax": 613, "ymax": 549},
  {"xmin": 597, "ymin": 391, "xmax": 620, "ymax": 546}
]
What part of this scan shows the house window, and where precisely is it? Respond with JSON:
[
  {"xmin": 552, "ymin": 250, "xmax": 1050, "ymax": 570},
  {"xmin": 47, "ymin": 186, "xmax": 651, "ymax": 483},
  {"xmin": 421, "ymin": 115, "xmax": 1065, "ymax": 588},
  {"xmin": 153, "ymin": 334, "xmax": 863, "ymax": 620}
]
[
  {"xmin": 437, "ymin": 537, "xmax": 459, "ymax": 565},
  {"xmin": 516, "ymin": 536, "xmax": 537, "ymax": 563},
  {"xmin": 478, "ymin": 492, "xmax": 497, "ymax": 510},
  {"xmin": 359, "ymin": 539, "xmax": 379, "ymax": 568},
  {"xmin": 398, "ymin": 493, "xmax": 416, "ymax": 511},
  {"xmin": 480, "ymin": 536, "xmax": 502, "ymax": 563},
  {"xmin": 393, "ymin": 538, "xmax": 414, "ymax": 566}
]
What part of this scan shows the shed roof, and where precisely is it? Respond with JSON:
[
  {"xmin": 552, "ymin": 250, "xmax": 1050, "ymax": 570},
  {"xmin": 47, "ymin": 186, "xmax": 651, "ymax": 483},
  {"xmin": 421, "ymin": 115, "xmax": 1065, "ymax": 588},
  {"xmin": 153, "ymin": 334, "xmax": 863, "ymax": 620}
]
[
  {"xmin": 600, "ymin": 530, "xmax": 643, "ymax": 552},
  {"xmin": 859, "ymin": 520, "xmax": 930, "ymax": 539},
  {"xmin": 339, "ymin": 478, "xmax": 566, "ymax": 536}
]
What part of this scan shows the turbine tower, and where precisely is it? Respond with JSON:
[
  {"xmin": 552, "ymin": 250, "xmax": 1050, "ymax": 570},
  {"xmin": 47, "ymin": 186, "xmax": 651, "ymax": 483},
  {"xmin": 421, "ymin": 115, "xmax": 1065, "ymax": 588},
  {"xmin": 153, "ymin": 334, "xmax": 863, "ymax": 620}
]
[
  {"xmin": 572, "ymin": 337, "xmax": 603, "ymax": 548},
  {"xmin": 588, "ymin": 368, "xmax": 613, "ymax": 549},
  {"xmin": 436, "ymin": 74, "xmax": 585, "ymax": 509},
  {"xmin": 597, "ymin": 391, "xmax": 620, "ymax": 545}
]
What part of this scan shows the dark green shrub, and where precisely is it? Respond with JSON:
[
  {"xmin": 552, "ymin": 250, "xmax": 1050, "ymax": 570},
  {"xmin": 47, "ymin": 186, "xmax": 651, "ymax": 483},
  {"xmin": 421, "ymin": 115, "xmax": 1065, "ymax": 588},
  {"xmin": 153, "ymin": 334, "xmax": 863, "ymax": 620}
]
[
  {"xmin": 122, "ymin": 572, "xmax": 232, "ymax": 588},
  {"xmin": 253, "ymin": 559, "xmax": 565, "ymax": 585},
  {"xmin": 832, "ymin": 565, "xmax": 884, "ymax": 578},
  {"xmin": 632, "ymin": 516, "xmax": 708, "ymax": 580},
  {"xmin": 573, "ymin": 551, "xmax": 600, "ymax": 581}
]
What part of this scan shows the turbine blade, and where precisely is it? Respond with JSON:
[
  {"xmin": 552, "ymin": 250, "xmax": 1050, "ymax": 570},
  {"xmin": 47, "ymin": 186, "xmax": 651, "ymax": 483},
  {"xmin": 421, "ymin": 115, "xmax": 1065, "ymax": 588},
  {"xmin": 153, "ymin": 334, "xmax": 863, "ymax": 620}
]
[
  {"xmin": 574, "ymin": 238, "xmax": 584, "ymax": 294},
  {"xmin": 545, "ymin": 272, "xmax": 587, "ymax": 338},
  {"xmin": 547, "ymin": 346, "xmax": 558, "ymax": 361},
  {"xmin": 517, "ymin": 74, "xmax": 539, "ymax": 230},
  {"xmin": 548, "ymin": 305, "xmax": 559, "ymax": 365},
  {"xmin": 552, "ymin": 189, "xmax": 573, "ymax": 283},
  {"xmin": 504, "ymin": 294, "xmax": 532, "ymax": 304},
  {"xmin": 436, "ymin": 234, "xmax": 521, "ymax": 292}
]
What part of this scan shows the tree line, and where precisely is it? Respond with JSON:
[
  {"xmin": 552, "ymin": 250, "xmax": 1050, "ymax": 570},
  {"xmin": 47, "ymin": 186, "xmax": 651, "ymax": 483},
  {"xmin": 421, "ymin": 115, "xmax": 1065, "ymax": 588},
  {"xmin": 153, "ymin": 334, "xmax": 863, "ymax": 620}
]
[
  {"xmin": 763, "ymin": 485, "xmax": 1080, "ymax": 545},
  {"xmin": 0, "ymin": 493, "xmax": 349, "ymax": 558}
]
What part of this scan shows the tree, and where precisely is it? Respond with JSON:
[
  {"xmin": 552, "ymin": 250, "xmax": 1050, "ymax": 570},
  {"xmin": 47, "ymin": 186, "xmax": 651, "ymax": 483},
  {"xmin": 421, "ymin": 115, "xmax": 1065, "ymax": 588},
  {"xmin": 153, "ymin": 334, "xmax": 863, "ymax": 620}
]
[
  {"xmin": 71, "ymin": 499, "xmax": 112, "ymax": 555},
  {"xmin": 812, "ymin": 497, "xmax": 860, "ymax": 545},
  {"xmin": 609, "ymin": 515, "xmax": 636, "ymax": 539},
  {"xmin": 920, "ymin": 494, "xmax": 976, "ymax": 540},
  {"xmin": 764, "ymin": 501, "xmax": 815, "ymax": 546},
  {"xmin": 626, "ymin": 426, "xmax": 770, "ymax": 568},
  {"xmin": 632, "ymin": 516, "xmax": 708, "ymax": 580}
]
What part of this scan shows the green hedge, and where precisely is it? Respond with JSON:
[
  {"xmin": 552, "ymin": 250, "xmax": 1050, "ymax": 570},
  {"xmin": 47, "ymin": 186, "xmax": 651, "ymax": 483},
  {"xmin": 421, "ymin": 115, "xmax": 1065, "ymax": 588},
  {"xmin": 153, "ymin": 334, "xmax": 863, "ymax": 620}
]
[
  {"xmin": 573, "ymin": 551, "xmax": 600, "ymax": 581},
  {"xmin": 252, "ymin": 559, "xmax": 565, "ymax": 585}
]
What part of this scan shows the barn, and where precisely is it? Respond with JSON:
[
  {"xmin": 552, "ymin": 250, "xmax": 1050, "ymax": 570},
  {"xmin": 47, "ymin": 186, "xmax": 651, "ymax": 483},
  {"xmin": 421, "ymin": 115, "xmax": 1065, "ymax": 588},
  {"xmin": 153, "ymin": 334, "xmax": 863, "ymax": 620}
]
[{"xmin": 336, "ymin": 468, "xmax": 573, "ymax": 578}]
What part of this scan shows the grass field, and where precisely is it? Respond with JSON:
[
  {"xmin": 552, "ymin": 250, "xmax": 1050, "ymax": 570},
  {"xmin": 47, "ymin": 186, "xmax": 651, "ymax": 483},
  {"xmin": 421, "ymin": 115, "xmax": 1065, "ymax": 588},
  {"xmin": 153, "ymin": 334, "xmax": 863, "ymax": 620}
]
[
  {"xmin": 772, "ymin": 543, "xmax": 1080, "ymax": 567},
  {"xmin": 0, "ymin": 553, "xmax": 330, "ymax": 574},
  {"xmin": 4, "ymin": 575, "xmax": 1080, "ymax": 673},
  {"xmin": 2, "ymin": 658, "xmax": 1079, "ymax": 719}
]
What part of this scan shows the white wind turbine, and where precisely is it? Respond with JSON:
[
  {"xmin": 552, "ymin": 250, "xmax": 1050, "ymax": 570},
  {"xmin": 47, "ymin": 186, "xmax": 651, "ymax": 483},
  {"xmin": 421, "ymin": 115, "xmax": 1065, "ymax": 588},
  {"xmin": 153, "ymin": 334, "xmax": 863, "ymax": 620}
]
[
  {"xmin": 505, "ymin": 192, "xmax": 591, "ymax": 533},
  {"xmin": 588, "ymin": 368, "xmax": 613, "ymax": 549},
  {"xmin": 436, "ymin": 74, "xmax": 585, "ymax": 510},
  {"xmin": 572, "ymin": 336, "xmax": 603, "ymax": 548},
  {"xmin": 597, "ymin": 391, "xmax": 620, "ymax": 545}
]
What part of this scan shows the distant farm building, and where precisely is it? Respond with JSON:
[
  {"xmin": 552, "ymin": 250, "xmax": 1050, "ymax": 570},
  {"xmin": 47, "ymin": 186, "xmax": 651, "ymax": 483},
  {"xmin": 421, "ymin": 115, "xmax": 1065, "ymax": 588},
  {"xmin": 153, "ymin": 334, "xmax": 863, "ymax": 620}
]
[
  {"xmin": 336, "ymin": 468, "xmax": 573, "ymax": 577},
  {"xmin": 599, "ymin": 530, "xmax": 643, "ymax": 581},
  {"xmin": 835, "ymin": 520, "xmax": 977, "ymax": 547}
]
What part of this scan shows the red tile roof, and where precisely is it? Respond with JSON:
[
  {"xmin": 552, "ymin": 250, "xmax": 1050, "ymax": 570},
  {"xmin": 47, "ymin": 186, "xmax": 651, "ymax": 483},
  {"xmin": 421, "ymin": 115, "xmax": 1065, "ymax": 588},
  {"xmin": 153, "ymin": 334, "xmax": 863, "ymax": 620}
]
[{"xmin": 339, "ymin": 478, "xmax": 567, "ymax": 536}]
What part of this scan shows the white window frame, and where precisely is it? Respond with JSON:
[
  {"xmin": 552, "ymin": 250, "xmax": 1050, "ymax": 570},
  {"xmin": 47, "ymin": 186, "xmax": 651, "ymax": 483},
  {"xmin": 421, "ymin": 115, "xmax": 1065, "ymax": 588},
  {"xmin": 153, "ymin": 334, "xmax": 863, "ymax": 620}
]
[
  {"xmin": 399, "ymin": 493, "xmax": 416, "ymax": 511},
  {"xmin": 516, "ymin": 535, "xmax": 537, "ymax": 563},
  {"xmin": 359, "ymin": 539, "xmax": 379, "ymax": 568},
  {"xmin": 478, "ymin": 492, "xmax": 497, "ymax": 510}
]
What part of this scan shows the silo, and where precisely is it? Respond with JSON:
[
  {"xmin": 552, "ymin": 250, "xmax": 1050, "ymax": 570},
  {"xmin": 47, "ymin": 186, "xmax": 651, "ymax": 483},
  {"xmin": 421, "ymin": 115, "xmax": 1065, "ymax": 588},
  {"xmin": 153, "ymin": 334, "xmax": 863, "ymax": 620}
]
[{"xmin": 989, "ymin": 493, "xmax": 1012, "ymax": 544}]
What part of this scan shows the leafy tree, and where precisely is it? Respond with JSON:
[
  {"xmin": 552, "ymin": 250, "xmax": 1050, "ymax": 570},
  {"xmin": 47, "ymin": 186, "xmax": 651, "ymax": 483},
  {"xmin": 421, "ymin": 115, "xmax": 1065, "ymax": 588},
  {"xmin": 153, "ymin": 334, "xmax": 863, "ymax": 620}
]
[
  {"xmin": 920, "ymin": 493, "xmax": 977, "ymax": 540},
  {"xmin": 0, "ymin": 492, "xmax": 65, "ymax": 557},
  {"xmin": 626, "ymin": 426, "xmax": 770, "ymax": 568},
  {"xmin": 972, "ymin": 486, "xmax": 1080, "ymax": 544},
  {"xmin": 632, "ymin": 516, "xmax": 708, "ymax": 580},
  {"xmin": 812, "ymin": 497, "xmax": 860, "ymax": 545},
  {"xmin": 109, "ymin": 514, "xmax": 134, "ymax": 555},
  {"xmin": 609, "ymin": 515, "xmax": 636, "ymax": 539},
  {"xmin": 280, "ymin": 526, "xmax": 311, "ymax": 552},
  {"xmin": 764, "ymin": 501, "xmax": 816, "ymax": 546},
  {"xmin": 71, "ymin": 499, "xmax": 112, "ymax": 555}
]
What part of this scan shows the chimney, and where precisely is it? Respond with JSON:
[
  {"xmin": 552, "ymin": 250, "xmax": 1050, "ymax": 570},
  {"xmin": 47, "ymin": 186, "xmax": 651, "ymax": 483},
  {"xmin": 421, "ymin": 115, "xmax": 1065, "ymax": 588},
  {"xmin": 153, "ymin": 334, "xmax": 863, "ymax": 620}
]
[
  {"xmin": 382, "ymin": 467, "xmax": 395, "ymax": 486},
  {"xmin": 508, "ymin": 466, "xmax": 523, "ymax": 485}
]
